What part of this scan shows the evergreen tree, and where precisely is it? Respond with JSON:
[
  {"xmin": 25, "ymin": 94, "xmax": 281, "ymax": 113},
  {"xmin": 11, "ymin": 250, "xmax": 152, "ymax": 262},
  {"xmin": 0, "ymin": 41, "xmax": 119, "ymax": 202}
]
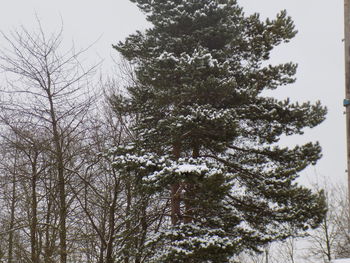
[{"xmin": 112, "ymin": 0, "xmax": 327, "ymax": 262}]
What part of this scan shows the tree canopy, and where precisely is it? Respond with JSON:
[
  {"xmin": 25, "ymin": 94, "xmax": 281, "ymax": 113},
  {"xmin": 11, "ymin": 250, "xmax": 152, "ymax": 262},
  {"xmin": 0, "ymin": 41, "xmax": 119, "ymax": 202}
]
[{"xmin": 113, "ymin": 0, "xmax": 327, "ymax": 262}]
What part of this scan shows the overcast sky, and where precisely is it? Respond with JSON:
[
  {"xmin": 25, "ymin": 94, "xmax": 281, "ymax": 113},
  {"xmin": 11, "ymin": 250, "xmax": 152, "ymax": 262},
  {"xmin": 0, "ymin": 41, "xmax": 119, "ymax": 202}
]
[{"xmin": 0, "ymin": 0, "xmax": 345, "ymax": 186}]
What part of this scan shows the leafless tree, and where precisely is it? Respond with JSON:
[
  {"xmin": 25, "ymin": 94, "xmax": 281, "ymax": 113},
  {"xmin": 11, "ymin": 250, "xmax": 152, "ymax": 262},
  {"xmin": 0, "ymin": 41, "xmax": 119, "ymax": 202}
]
[
  {"xmin": 0, "ymin": 20, "xmax": 97, "ymax": 263},
  {"xmin": 299, "ymin": 181, "xmax": 350, "ymax": 263},
  {"xmin": 0, "ymin": 19, "xmax": 169, "ymax": 263}
]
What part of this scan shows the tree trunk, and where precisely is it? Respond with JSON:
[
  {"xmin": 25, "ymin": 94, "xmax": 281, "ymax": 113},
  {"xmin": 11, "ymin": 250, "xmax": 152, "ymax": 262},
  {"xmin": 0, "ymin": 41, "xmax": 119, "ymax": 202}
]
[
  {"xmin": 7, "ymin": 168, "xmax": 16, "ymax": 263},
  {"xmin": 58, "ymin": 160, "xmax": 67, "ymax": 263},
  {"xmin": 48, "ymin": 96, "xmax": 67, "ymax": 263},
  {"xmin": 171, "ymin": 183, "xmax": 181, "ymax": 225},
  {"xmin": 30, "ymin": 159, "xmax": 39, "ymax": 263},
  {"xmin": 183, "ymin": 145, "xmax": 199, "ymax": 224},
  {"xmin": 171, "ymin": 142, "xmax": 181, "ymax": 225},
  {"xmin": 124, "ymin": 179, "xmax": 131, "ymax": 263},
  {"xmin": 324, "ymin": 216, "xmax": 332, "ymax": 261},
  {"xmin": 106, "ymin": 183, "xmax": 118, "ymax": 263}
]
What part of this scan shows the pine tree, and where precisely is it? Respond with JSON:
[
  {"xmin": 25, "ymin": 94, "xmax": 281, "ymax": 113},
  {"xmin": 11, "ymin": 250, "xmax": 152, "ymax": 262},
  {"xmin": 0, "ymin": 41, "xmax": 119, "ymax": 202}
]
[{"xmin": 112, "ymin": 0, "xmax": 327, "ymax": 262}]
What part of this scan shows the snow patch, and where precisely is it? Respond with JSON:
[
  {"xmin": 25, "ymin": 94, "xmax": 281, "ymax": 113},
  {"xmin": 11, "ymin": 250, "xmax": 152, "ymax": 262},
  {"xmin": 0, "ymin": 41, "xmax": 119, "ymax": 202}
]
[{"xmin": 332, "ymin": 259, "xmax": 350, "ymax": 263}]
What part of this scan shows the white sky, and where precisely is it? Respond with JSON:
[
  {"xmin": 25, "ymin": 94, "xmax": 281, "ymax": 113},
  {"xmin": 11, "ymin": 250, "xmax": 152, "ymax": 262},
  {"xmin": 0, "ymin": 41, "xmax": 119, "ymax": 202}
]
[{"xmin": 0, "ymin": 0, "xmax": 345, "ymax": 186}]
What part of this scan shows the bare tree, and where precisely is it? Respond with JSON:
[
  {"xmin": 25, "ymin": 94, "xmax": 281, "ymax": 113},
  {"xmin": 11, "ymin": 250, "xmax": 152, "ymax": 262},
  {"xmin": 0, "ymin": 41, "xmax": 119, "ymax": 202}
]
[
  {"xmin": 300, "ymin": 181, "xmax": 350, "ymax": 262},
  {"xmin": 0, "ymin": 20, "xmax": 97, "ymax": 263},
  {"xmin": 70, "ymin": 100, "xmax": 156, "ymax": 263},
  {"xmin": 0, "ymin": 134, "xmax": 23, "ymax": 263},
  {"xmin": 0, "ymin": 19, "xmax": 166, "ymax": 263}
]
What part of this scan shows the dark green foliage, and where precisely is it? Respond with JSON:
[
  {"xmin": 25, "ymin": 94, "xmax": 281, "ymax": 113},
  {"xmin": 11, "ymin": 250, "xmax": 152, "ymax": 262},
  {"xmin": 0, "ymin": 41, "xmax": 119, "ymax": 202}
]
[{"xmin": 112, "ymin": 0, "xmax": 327, "ymax": 262}]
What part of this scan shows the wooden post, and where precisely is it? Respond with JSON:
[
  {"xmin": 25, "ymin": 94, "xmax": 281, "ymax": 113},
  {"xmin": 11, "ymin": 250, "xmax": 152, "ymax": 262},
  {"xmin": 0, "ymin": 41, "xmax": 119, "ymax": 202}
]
[{"xmin": 344, "ymin": 0, "xmax": 350, "ymax": 230}]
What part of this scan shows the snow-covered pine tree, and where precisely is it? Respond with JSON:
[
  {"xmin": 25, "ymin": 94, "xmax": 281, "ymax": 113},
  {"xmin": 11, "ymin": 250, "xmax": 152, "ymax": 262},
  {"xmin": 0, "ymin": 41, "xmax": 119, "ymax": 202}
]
[{"xmin": 112, "ymin": 0, "xmax": 327, "ymax": 262}]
